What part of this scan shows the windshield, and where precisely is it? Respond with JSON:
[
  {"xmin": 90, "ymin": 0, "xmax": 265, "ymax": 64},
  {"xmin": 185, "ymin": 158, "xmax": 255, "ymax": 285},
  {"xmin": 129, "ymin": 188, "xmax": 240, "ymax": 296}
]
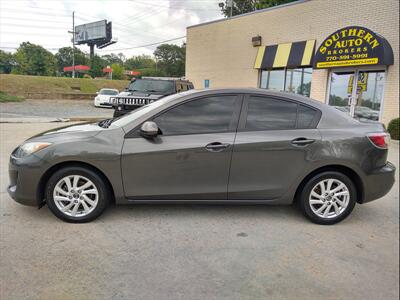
[
  {"xmin": 127, "ymin": 79, "xmax": 175, "ymax": 95},
  {"xmin": 100, "ymin": 89, "xmax": 119, "ymax": 95}
]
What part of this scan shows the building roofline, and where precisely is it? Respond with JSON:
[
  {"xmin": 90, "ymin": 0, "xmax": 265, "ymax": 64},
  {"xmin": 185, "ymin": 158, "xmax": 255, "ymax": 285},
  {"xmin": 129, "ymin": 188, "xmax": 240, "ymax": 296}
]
[{"xmin": 187, "ymin": 0, "xmax": 310, "ymax": 29}]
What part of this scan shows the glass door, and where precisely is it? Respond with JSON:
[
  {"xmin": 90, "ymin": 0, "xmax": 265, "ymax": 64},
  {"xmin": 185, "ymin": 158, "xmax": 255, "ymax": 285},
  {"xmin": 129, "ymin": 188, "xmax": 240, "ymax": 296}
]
[
  {"xmin": 353, "ymin": 71, "xmax": 385, "ymax": 121},
  {"xmin": 328, "ymin": 69, "xmax": 385, "ymax": 121}
]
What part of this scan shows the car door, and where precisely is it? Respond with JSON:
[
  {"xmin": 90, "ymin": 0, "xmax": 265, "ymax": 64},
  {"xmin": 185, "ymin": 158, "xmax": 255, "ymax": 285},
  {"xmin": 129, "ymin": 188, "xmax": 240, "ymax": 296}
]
[
  {"xmin": 228, "ymin": 94, "xmax": 322, "ymax": 200},
  {"xmin": 121, "ymin": 94, "xmax": 243, "ymax": 200}
]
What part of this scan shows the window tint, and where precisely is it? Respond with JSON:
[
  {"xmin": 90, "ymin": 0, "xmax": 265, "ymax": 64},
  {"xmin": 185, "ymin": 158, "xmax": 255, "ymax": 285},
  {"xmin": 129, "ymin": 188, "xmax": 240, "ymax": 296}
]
[
  {"xmin": 297, "ymin": 105, "xmax": 317, "ymax": 128},
  {"xmin": 154, "ymin": 96, "xmax": 238, "ymax": 135},
  {"xmin": 246, "ymin": 96, "xmax": 297, "ymax": 130}
]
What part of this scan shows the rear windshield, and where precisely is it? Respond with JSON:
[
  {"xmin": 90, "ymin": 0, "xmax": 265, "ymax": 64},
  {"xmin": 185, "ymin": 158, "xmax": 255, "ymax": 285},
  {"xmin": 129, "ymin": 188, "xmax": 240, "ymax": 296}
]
[
  {"xmin": 127, "ymin": 79, "xmax": 175, "ymax": 95},
  {"xmin": 100, "ymin": 89, "xmax": 119, "ymax": 95}
]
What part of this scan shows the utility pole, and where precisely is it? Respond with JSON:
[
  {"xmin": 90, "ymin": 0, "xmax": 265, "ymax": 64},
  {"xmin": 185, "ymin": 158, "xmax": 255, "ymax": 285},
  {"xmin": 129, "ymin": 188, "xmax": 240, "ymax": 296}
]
[
  {"xmin": 72, "ymin": 11, "xmax": 75, "ymax": 78},
  {"xmin": 228, "ymin": 0, "xmax": 233, "ymax": 17}
]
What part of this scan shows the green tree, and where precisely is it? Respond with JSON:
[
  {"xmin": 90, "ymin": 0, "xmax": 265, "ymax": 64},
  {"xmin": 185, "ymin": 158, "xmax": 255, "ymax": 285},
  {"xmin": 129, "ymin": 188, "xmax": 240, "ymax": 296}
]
[
  {"xmin": 111, "ymin": 63, "xmax": 125, "ymax": 80},
  {"xmin": 55, "ymin": 47, "xmax": 88, "ymax": 73},
  {"xmin": 154, "ymin": 43, "xmax": 185, "ymax": 77},
  {"xmin": 102, "ymin": 53, "xmax": 124, "ymax": 66},
  {"xmin": 88, "ymin": 55, "xmax": 107, "ymax": 78},
  {"xmin": 0, "ymin": 50, "xmax": 16, "ymax": 74},
  {"xmin": 125, "ymin": 55, "xmax": 155, "ymax": 70},
  {"xmin": 13, "ymin": 42, "xmax": 56, "ymax": 76},
  {"xmin": 220, "ymin": 0, "xmax": 296, "ymax": 17}
]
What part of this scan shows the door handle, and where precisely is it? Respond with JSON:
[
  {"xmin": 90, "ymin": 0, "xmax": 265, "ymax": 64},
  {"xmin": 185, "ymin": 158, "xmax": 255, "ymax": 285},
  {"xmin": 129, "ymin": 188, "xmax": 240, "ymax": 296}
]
[
  {"xmin": 291, "ymin": 137, "xmax": 316, "ymax": 146},
  {"xmin": 205, "ymin": 142, "xmax": 230, "ymax": 152}
]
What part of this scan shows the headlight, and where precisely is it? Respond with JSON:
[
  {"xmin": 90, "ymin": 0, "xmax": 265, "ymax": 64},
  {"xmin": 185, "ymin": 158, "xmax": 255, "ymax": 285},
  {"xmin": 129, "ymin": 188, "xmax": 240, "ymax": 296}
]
[{"xmin": 14, "ymin": 142, "xmax": 52, "ymax": 158}]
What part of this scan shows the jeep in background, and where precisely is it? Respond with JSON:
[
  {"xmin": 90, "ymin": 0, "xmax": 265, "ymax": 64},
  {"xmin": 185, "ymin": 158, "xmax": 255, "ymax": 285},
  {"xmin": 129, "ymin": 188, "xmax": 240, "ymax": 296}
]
[{"xmin": 111, "ymin": 77, "xmax": 194, "ymax": 117}]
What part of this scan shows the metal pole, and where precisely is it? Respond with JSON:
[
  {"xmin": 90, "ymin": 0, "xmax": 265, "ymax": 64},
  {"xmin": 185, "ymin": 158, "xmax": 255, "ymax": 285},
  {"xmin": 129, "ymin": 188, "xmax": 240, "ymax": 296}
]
[{"xmin": 72, "ymin": 11, "xmax": 75, "ymax": 78}]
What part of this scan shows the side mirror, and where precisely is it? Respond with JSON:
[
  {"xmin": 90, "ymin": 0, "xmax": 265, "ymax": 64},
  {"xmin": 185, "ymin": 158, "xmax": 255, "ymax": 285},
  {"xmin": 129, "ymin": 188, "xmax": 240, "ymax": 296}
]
[
  {"xmin": 140, "ymin": 121, "xmax": 159, "ymax": 138},
  {"xmin": 96, "ymin": 92, "xmax": 99, "ymax": 95}
]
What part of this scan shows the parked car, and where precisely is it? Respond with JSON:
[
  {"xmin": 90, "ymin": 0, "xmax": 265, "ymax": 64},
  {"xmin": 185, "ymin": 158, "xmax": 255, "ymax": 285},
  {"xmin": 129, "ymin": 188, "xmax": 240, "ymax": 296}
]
[
  {"xmin": 355, "ymin": 106, "xmax": 380, "ymax": 121},
  {"xmin": 334, "ymin": 105, "xmax": 380, "ymax": 121},
  {"xmin": 111, "ymin": 77, "xmax": 194, "ymax": 117},
  {"xmin": 94, "ymin": 88, "xmax": 119, "ymax": 108},
  {"xmin": 8, "ymin": 89, "xmax": 395, "ymax": 224}
]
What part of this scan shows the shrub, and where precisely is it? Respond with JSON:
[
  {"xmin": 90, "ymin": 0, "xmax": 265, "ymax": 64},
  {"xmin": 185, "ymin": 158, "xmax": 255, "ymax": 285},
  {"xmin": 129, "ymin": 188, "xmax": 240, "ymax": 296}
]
[
  {"xmin": 387, "ymin": 118, "xmax": 399, "ymax": 140},
  {"xmin": 0, "ymin": 91, "xmax": 24, "ymax": 102}
]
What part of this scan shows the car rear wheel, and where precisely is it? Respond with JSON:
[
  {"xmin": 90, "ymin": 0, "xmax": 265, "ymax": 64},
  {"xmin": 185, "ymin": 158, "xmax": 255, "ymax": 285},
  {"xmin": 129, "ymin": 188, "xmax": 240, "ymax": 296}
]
[
  {"xmin": 45, "ymin": 166, "xmax": 109, "ymax": 223},
  {"xmin": 299, "ymin": 171, "xmax": 356, "ymax": 225}
]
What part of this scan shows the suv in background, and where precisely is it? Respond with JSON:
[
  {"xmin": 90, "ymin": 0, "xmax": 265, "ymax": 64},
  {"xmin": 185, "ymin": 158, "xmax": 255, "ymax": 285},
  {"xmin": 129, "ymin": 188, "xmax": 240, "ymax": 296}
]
[{"xmin": 111, "ymin": 77, "xmax": 194, "ymax": 117}]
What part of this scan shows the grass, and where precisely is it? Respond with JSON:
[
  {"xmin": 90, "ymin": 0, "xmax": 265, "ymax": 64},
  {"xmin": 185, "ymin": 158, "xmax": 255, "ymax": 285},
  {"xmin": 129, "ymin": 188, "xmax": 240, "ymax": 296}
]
[
  {"xmin": 0, "ymin": 74, "xmax": 129, "ymax": 96},
  {"xmin": 0, "ymin": 91, "xmax": 24, "ymax": 102}
]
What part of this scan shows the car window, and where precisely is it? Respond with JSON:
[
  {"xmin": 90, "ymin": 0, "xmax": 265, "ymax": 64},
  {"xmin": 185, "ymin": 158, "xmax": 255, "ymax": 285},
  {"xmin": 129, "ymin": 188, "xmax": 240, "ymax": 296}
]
[
  {"xmin": 100, "ymin": 89, "xmax": 119, "ymax": 95},
  {"xmin": 153, "ymin": 95, "xmax": 239, "ymax": 135},
  {"xmin": 246, "ymin": 96, "xmax": 297, "ymax": 130},
  {"xmin": 297, "ymin": 105, "xmax": 318, "ymax": 129},
  {"xmin": 127, "ymin": 79, "xmax": 175, "ymax": 95}
]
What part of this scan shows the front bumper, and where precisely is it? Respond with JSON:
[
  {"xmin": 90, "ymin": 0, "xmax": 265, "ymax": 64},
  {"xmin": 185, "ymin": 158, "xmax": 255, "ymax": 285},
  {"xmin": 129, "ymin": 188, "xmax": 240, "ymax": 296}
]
[
  {"xmin": 8, "ymin": 154, "xmax": 46, "ymax": 207},
  {"xmin": 362, "ymin": 162, "xmax": 396, "ymax": 203},
  {"xmin": 113, "ymin": 104, "xmax": 142, "ymax": 117}
]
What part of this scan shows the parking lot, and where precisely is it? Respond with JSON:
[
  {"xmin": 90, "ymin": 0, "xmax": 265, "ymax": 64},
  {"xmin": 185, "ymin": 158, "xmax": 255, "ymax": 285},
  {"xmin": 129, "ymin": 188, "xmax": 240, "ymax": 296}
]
[
  {"xmin": 0, "ymin": 99, "xmax": 113, "ymax": 120},
  {"xmin": 0, "ymin": 122, "xmax": 399, "ymax": 300}
]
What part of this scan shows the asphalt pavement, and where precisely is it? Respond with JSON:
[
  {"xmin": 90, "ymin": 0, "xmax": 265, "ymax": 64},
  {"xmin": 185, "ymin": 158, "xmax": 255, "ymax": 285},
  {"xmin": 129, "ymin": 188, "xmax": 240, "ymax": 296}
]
[
  {"xmin": 0, "ymin": 122, "xmax": 399, "ymax": 300},
  {"xmin": 0, "ymin": 99, "xmax": 113, "ymax": 120}
]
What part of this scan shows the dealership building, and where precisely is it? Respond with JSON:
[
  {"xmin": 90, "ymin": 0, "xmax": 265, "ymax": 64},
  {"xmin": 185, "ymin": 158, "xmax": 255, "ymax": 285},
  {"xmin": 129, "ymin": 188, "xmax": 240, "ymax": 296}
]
[{"xmin": 186, "ymin": 0, "xmax": 399, "ymax": 124}]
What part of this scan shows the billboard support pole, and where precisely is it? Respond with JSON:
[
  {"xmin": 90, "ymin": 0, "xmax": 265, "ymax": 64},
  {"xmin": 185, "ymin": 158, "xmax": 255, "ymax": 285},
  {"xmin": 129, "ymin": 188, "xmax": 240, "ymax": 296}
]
[
  {"xmin": 89, "ymin": 43, "xmax": 95, "ymax": 75},
  {"xmin": 72, "ymin": 11, "xmax": 75, "ymax": 78}
]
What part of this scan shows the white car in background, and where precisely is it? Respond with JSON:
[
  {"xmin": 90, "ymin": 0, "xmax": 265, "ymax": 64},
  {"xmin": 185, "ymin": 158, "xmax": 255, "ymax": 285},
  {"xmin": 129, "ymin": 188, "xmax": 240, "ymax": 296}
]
[{"xmin": 94, "ymin": 88, "xmax": 119, "ymax": 108}]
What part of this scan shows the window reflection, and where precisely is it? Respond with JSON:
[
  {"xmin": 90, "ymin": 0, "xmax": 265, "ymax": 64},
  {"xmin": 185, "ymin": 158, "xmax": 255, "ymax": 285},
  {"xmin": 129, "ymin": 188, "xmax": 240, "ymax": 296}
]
[
  {"xmin": 246, "ymin": 96, "xmax": 297, "ymax": 130},
  {"xmin": 260, "ymin": 68, "xmax": 312, "ymax": 97},
  {"xmin": 285, "ymin": 68, "xmax": 312, "ymax": 97},
  {"xmin": 153, "ymin": 96, "xmax": 237, "ymax": 135}
]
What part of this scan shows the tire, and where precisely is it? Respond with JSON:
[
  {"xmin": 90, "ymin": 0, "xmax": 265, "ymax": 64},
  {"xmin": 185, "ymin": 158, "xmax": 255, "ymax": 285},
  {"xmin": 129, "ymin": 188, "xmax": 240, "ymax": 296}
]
[
  {"xmin": 299, "ymin": 171, "xmax": 356, "ymax": 225},
  {"xmin": 45, "ymin": 166, "xmax": 110, "ymax": 223}
]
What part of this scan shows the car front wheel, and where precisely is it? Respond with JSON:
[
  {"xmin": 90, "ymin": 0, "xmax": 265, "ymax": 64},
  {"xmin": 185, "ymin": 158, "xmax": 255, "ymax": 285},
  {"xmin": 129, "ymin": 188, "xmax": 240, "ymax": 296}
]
[
  {"xmin": 299, "ymin": 171, "xmax": 356, "ymax": 225},
  {"xmin": 45, "ymin": 166, "xmax": 109, "ymax": 223}
]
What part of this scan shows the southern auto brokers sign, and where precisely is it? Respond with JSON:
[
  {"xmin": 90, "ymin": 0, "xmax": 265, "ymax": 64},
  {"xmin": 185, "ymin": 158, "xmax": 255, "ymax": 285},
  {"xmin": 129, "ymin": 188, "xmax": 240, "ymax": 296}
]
[{"xmin": 314, "ymin": 26, "xmax": 394, "ymax": 68}]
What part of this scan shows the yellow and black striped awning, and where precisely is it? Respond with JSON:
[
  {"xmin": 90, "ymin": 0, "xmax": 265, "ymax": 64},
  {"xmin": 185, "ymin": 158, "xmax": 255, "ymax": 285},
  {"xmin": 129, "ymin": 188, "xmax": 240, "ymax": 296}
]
[{"xmin": 254, "ymin": 40, "xmax": 315, "ymax": 70}]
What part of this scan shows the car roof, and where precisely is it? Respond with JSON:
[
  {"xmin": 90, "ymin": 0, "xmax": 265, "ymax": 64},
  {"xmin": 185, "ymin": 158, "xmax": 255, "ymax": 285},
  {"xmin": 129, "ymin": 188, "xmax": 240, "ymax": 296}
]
[
  {"xmin": 178, "ymin": 88, "xmax": 360, "ymax": 128},
  {"xmin": 181, "ymin": 88, "xmax": 323, "ymax": 106}
]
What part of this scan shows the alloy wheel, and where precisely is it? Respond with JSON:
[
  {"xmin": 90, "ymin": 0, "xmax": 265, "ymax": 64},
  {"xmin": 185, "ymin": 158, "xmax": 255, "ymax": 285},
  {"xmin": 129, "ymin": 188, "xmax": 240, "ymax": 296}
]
[
  {"xmin": 53, "ymin": 175, "xmax": 99, "ymax": 217},
  {"xmin": 309, "ymin": 178, "xmax": 350, "ymax": 219}
]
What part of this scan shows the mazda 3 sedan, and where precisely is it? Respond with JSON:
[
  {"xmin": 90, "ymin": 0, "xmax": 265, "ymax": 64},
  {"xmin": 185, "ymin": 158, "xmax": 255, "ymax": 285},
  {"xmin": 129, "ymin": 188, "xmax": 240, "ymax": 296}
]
[{"xmin": 8, "ymin": 89, "xmax": 395, "ymax": 224}]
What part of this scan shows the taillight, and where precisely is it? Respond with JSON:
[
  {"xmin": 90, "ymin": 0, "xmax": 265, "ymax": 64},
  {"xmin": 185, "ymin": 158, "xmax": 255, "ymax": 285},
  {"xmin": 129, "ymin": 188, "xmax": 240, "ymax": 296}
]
[{"xmin": 367, "ymin": 132, "xmax": 390, "ymax": 149}]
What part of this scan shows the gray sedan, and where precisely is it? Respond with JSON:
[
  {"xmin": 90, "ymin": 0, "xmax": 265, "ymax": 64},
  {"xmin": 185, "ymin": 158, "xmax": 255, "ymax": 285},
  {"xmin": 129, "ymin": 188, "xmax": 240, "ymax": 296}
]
[{"xmin": 8, "ymin": 89, "xmax": 395, "ymax": 224}]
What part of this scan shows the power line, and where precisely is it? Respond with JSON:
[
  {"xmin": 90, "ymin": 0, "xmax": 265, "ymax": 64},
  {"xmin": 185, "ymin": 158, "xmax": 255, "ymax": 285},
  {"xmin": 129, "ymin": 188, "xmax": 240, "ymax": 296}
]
[
  {"xmin": 97, "ymin": 35, "xmax": 186, "ymax": 52},
  {"xmin": 132, "ymin": 0, "xmax": 221, "ymax": 11}
]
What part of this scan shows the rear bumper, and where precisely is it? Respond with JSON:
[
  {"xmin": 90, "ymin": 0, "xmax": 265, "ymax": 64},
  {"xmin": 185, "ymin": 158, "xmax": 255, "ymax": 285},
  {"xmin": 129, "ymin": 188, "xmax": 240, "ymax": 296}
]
[{"xmin": 362, "ymin": 162, "xmax": 396, "ymax": 203}]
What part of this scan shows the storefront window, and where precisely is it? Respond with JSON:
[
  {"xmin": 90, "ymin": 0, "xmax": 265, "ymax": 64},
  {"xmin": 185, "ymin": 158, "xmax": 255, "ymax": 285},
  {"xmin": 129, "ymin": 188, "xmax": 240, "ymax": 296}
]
[
  {"xmin": 260, "ymin": 68, "xmax": 312, "ymax": 97},
  {"xmin": 285, "ymin": 68, "xmax": 312, "ymax": 97}
]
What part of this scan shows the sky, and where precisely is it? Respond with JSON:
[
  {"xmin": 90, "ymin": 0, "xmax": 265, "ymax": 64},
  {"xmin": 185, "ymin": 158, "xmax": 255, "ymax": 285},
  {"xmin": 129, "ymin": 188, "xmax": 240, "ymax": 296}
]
[{"xmin": 0, "ymin": 0, "xmax": 223, "ymax": 57}]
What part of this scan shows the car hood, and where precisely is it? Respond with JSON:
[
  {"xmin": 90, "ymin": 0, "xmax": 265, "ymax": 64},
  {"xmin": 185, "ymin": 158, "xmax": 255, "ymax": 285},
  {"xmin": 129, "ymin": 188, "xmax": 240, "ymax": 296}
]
[
  {"xmin": 117, "ymin": 91, "xmax": 165, "ymax": 99},
  {"xmin": 27, "ymin": 122, "xmax": 104, "ymax": 142}
]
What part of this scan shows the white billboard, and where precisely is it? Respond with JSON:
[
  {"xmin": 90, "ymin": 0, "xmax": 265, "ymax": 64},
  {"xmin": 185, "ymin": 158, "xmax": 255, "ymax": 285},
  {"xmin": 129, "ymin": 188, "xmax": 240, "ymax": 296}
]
[{"xmin": 75, "ymin": 20, "xmax": 107, "ymax": 44}]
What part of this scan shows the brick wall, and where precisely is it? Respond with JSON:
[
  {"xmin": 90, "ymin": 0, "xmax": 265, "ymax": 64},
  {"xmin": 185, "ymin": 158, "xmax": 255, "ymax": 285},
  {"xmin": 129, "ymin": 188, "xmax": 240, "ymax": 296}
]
[{"xmin": 186, "ymin": 0, "xmax": 399, "ymax": 124}]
